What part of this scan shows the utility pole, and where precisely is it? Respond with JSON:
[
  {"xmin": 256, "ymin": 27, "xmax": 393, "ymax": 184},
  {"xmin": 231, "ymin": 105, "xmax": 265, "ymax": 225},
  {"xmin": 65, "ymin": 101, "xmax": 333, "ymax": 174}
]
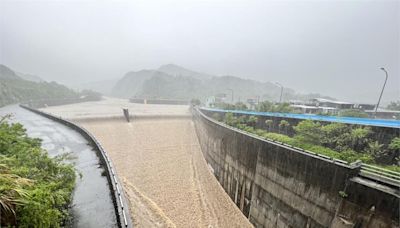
[
  {"xmin": 274, "ymin": 82, "xmax": 283, "ymax": 103},
  {"xmin": 374, "ymin": 67, "xmax": 388, "ymax": 118}
]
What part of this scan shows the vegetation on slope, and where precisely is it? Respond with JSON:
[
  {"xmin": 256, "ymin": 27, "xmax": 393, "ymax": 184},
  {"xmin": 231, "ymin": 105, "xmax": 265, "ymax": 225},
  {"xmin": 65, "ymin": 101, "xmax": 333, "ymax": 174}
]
[
  {"xmin": 0, "ymin": 65, "xmax": 78, "ymax": 107},
  {"xmin": 0, "ymin": 65, "xmax": 102, "ymax": 108},
  {"xmin": 337, "ymin": 109, "xmax": 369, "ymax": 118},
  {"xmin": 0, "ymin": 115, "xmax": 76, "ymax": 227},
  {"xmin": 111, "ymin": 64, "xmax": 335, "ymax": 102},
  {"xmin": 387, "ymin": 101, "xmax": 400, "ymax": 111},
  {"xmin": 213, "ymin": 112, "xmax": 399, "ymax": 171}
]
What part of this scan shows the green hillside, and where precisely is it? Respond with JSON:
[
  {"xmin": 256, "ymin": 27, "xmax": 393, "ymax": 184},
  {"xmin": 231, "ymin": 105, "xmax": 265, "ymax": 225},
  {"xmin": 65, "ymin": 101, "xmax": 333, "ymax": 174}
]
[
  {"xmin": 0, "ymin": 65, "xmax": 80, "ymax": 107},
  {"xmin": 111, "ymin": 64, "xmax": 333, "ymax": 102}
]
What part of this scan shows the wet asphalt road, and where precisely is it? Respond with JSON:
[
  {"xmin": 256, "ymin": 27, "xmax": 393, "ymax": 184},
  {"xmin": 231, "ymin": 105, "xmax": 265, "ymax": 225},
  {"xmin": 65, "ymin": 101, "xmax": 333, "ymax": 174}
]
[{"xmin": 0, "ymin": 105, "xmax": 118, "ymax": 228}]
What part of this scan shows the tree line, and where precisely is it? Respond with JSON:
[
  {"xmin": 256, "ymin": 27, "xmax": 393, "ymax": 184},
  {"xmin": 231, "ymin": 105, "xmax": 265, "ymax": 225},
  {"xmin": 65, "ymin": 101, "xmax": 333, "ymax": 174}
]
[{"xmin": 212, "ymin": 112, "xmax": 399, "ymax": 171}]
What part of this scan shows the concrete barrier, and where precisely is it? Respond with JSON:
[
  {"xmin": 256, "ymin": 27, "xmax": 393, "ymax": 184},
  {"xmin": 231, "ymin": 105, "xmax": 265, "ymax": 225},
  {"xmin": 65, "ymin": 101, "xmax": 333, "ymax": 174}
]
[
  {"xmin": 129, "ymin": 98, "xmax": 189, "ymax": 105},
  {"xmin": 193, "ymin": 107, "xmax": 399, "ymax": 228},
  {"xmin": 20, "ymin": 105, "xmax": 132, "ymax": 228}
]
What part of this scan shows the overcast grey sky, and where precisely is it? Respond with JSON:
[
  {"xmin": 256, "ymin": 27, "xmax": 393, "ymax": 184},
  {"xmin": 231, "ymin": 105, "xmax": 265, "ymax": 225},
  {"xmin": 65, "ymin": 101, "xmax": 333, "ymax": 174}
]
[{"xmin": 0, "ymin": 0, "xmax": 399, "ymax": 103}]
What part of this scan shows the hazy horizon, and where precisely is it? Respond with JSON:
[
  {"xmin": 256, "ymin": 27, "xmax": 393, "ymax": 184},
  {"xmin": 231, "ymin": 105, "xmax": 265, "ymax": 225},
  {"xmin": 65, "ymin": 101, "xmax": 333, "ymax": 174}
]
[{"xmin": 1, "ymin": 0, "xmax": 399, "ymax": 103}]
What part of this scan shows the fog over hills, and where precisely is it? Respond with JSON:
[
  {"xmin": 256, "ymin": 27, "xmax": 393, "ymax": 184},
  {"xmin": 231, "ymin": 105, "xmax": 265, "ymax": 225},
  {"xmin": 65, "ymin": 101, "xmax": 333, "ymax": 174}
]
[
  {"xmin": 15, "ymin": 72, "xmax": 44, "ymax": 83},
  {"xmin": 0, "ymin": 64, "xmax": 21, "ymax": 80},
  {"xmin": 71, "ymin": 79, "xmax": 119, "ymax": 95},
  {"xmin": 0, "ymin": 64, "xmax": 80, "ymax": 107},
  {"xmin": 110, "ymin": 64, "xmax": 334, "ymax": 102},
  {"xmin": 158, "ymin": 64, "xmax": 212, "ymax": 80},
  {"xmin": 2, "ymin": 1, "xmax": 398, "ymax": 104}
]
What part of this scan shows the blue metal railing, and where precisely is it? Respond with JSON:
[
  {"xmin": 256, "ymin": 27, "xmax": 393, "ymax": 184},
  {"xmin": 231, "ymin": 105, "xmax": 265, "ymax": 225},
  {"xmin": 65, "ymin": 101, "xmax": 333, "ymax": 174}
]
[
  {"xmin": 196, "ymin": 107, "xmax": 400, "ymax": 188},
  {"xmin": 200, "ymin": 107, "xmax": 400, "ymax": 128}
]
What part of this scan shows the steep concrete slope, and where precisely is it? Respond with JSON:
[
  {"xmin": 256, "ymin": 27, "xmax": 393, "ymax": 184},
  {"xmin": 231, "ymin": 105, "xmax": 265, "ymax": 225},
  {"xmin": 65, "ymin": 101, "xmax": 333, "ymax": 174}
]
[
  {"xmin": 40, "ymin": 100, "xmax": 252, "ymax": 227},
  {"xmin": 78, "ymin": 118, "xmax": 252, "ymax": 227}
]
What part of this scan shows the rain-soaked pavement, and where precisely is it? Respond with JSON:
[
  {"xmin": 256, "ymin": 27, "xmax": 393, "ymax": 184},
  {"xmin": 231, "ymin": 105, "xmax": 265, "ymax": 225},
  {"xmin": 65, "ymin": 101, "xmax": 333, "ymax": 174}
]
[{"xmin": 0, "ymin": 105, "xmax": 118, "ymax": 228}]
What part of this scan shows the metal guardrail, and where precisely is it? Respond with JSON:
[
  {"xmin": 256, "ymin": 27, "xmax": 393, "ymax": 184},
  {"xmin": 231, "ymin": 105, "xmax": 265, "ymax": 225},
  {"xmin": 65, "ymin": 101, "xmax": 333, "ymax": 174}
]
[
  {"xmin": 360, "ymin": 164, "xmax": 400, "ymax": 188},
  {"xmin": 193, "ymin": 107, "xmax": 355, "ymax": 168},
  {"xmin": 194, "ymin": 107, "xmax": 400, "ymax": 188},
  {"xmin": 200, "ymin": 107, "xmax": 400, "ymax": 128},
  {"xmin": 19, "ymin": 105, "xmax": 132, "ymax": 228}
]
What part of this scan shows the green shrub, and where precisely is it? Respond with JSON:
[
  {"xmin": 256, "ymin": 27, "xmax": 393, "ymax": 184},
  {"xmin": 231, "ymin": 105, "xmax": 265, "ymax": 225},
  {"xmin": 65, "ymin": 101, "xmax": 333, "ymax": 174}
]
[
  {"xmin": 247, "ymin": 116, "xmax": 258, "ymax": 127},
  {"xmin": 265, "ymin": 119, "xmax": 274, "ymax": 131},
  {"xmin": 219, "ymin": 113, "xmax": 384, "ymax": 165},
  {"xmin": 338, "ymin": 109, "xmax": 368, "ymax": 118},
  {"xmin": 294, "ymin": 120, "xmax": 323, "ymax": 145},
  {"xmin": 389, "ymin": 137, "xmax": 400, "ymax": 151},
  {"xmin": 255, "ymin": 101, "xmax": 294, "ymax": 113},
  {"xmin": 256, "ymin": 101, "xmax": 274, "ymax": 112},
  {"xmin": 278, "ymin": 120, "xmax": 290, "ymax": 134},
  {"xmin": 263, "ymin": 132, "xmax": 295, "ymax": 144},
  {"xmin": 321, "ymin": 123, "xmax": 372, "ymax": 152},
  {"xmin": 190, "ymin": 98, "xmax": 201, "ymax": 106},
  {"xmin": 223, "ymin": 113, "xmax": 236, "ymax": 126},
  {"xmin": 234, "ymin": 102, "xmax": 248, "ymax": 110},
  {"xmin": 0, "ymin": 117, "xmax": 76, "ymax": 227}
]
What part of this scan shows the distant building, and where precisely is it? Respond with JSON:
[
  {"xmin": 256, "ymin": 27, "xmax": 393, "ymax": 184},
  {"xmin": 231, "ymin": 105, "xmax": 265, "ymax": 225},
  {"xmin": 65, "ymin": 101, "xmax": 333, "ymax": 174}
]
[
  {"xmin": 206, "ymin": 93, "xmax": 228, "ymax": 107},
  {"xmin": 291, "ymin": 105, "xmax": 319, "ymax": 114},
  {"xmin": 205, "ymin": 96, "xmax": 216, "ymax": 107},
  {"xmin": 289, "ymin": 98, "xmax": 363, "ymax": 115},
  {"xmin": 355, "ymin": 103, "xmax": 376, "ymax": 111},
  {"xmin": 318, "ymin": 106, "xmax": 339, "ymax": 115},
  {"xmin": 215, "ymin": 93, "xmax": 227, "ymax": 103},
  {"xmin": 309, "ymin": 98, "xmax": 354, "ymax": 109},
  {"xmin": 246, "ymin": 98, "xmax": 258, "ymax": 110},
  {"xmin": 289, "ymin": 100, "xmax": 305, "ymax": 105},
  {"xmin": 287, "ymin": 98, "xmax": 397, "ymax": 119},
  {"xmin": 365, "ymin": 109, "xmax": 400, "ymax": 120}
]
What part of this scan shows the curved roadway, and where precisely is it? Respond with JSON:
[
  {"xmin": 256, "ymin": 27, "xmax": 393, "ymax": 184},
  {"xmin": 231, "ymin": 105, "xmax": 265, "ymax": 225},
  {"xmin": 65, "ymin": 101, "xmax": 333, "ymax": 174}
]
[{"xmin": 0, "ymin": 105, "xmax": 118, "ymax": 227}]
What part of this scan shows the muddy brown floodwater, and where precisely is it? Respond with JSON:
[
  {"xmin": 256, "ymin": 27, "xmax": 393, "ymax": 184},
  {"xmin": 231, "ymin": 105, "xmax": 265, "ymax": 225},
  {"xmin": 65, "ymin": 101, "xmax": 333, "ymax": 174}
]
[{"xmin": 42, "ymin": 99, "xmax": 252, "ymax": 227}]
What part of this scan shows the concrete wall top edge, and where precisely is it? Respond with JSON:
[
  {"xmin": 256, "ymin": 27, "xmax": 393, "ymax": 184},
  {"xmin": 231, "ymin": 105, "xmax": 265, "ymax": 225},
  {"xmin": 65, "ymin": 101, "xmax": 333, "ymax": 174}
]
[{"xmin": 195, "ymin": 108, "xmax": 358, "ymax": 170}]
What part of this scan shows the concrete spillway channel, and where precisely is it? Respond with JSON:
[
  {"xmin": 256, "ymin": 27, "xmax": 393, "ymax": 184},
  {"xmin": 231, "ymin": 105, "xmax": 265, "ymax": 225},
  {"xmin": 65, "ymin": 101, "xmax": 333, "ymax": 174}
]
[
  {"xmin": 36, "ymin": 99, "xmax": 252, "ymax": 227},
  {"xmin": 0, "ymin": 105, "xmax": 130, "ymax": 227}
]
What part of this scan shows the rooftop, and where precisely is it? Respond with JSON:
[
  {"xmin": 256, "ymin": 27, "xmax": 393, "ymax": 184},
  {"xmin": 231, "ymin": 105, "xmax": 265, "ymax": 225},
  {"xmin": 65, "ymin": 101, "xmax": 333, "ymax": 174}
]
[{"xmin": 311, "ymin": 98, "xmax": 354, "ymax": 105}]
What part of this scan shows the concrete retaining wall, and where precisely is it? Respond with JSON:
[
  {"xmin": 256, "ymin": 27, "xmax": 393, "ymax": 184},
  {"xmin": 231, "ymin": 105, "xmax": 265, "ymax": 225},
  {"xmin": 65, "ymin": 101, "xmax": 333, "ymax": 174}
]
[
  {"xmin": 203, "ymin": 109, "xmax": 400, "ymax": 164},
  {"xmin": 193, "ymin": 108, "xmax": 399, "ymax": 228},
  {"xmin": 20, "ymin": 105, "xmax": 132, "ymax": 228},
  {"xmin": 25, "ymin": 97, "xmax": 102, "ymax": 108}
]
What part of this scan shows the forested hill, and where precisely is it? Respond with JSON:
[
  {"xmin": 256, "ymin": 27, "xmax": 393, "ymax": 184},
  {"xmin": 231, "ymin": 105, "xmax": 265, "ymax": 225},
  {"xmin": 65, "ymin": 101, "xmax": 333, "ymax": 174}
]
[
  {"xmin": 112, "ymin": 64, "xmax": 286, "ymax": 100},
  {"xmin": 111, "ymin": 64, "xmax": 334, "ymax": 102},
  {"xmin": 0, "ymin": 64, "xmax": 80, "ymax": 107}
]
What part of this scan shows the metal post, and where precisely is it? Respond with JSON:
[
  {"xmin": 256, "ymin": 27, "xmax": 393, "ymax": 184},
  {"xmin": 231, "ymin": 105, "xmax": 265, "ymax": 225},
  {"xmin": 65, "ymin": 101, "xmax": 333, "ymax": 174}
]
[
  {"xmin": 374, "ymin": 68, "xmax": 388, "ymax": 118},
  {"xmin": 122, "ymin": 108, "xmax": 130, "ymax": 122},
  {"xmin": 275, "ymin": 82, "xmax": 283, "ymax": 103}
]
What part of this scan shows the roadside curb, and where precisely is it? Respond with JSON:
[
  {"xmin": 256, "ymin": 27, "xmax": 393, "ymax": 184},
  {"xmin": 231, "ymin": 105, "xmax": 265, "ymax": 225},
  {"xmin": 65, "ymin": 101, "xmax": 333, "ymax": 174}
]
[{"xmin": 20, "ymin": 104, "xmax": 133, "ymax": 228}]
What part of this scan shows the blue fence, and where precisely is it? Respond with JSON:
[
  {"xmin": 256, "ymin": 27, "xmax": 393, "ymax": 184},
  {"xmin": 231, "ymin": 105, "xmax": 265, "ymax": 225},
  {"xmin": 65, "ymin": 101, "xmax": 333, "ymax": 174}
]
[{"xmin": 200, "ymin": 107, "xmax": 400, "ymax": 128}]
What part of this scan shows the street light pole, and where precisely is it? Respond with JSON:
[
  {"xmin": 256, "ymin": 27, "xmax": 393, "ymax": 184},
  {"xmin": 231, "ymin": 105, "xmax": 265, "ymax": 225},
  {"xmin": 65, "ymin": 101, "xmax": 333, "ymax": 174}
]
[
  {"xmin": 274, "ymin": 82, "xmax": 283, "ymax": 103},
  {"xmin": 227, "ymin": 89, "xmax": 234, "ymax": 103},
  {"xmin": 374, "ymin": 67, "xmax": 388, "ymax": 117}
]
